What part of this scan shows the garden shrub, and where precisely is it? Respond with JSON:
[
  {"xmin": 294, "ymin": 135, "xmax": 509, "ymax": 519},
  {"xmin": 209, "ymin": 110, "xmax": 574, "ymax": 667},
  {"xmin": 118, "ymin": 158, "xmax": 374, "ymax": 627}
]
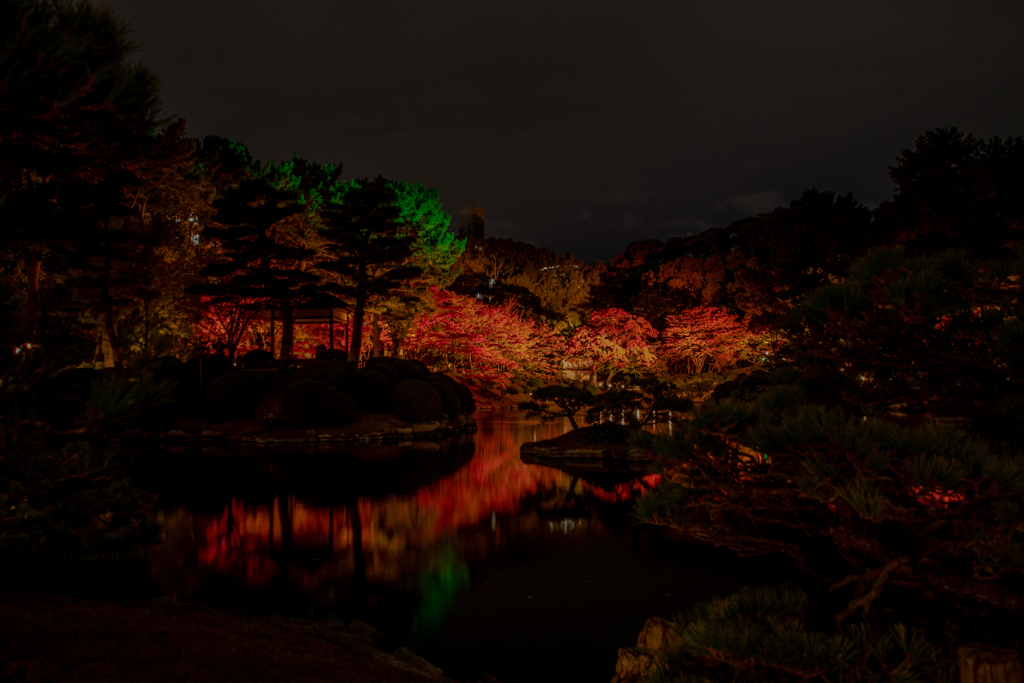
[
  {"xmin": 315, "ymin": 348, "xmax": 347, "ymax": 362},
  {"xmin": 203, "ymin": 371, "xmax": 269, "ymax": 422},
  {"xmin": 241, "ymin": 349, "xmax": 274, "ymax": 368},
  {"xmin": 427, "ymin": 373, "xmax": 474, "ymax": 413},
  {"xmin": 185, "ymin": 354, "xmax": 234, "ymax": 392},
  {"xmin": 367, "ymin": 360, "xmax": 398, "ymax": 386},
  {"xmin": 282, "ymin": 379, "xmax": 358, "ymax": 428},
  {"xmin": 347, "ymin": 368, "xmax": 392, "ymax": 413},
  {"xmin": 407, "ymin": 359, "xmax": 430, "ymax": 375},
  {"xmin": 581, "ymin": 421, "xmax": 630, "ymax": 444},
  {"xmin": 424, "ymin": 374, "xmax": 461, "ymax": 418},
  {"xmin": 292, "ymin": 359, "xmax": 348, "ymax": 389},
  {"xmin": 393, "ymin": 358, "xmax": 426, "ymax": 381},
  {"xmin": 391, "ymin": 379, "xmax": 443, "ymax": 423}
]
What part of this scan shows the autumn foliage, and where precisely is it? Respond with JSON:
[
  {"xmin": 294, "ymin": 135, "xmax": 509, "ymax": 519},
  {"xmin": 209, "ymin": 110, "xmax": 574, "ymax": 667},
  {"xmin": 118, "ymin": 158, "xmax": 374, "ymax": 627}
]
[
  {"xmin": 403, "ymin": 288, "xmax": 564, "ymax": 393},
  {"xmin": 566, "ymin": 308, "xmax": 659, "ymax": 385},
  {"xmin": 660, "ymin": 306, "xmax": 757, "ymax": 374}
]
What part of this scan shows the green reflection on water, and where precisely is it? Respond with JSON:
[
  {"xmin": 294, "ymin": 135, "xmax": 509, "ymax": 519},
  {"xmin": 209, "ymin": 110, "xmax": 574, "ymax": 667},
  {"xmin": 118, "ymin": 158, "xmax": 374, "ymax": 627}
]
[{"xmin": 408, "ymin": 543, "xmax": 470, "ymax": 640}]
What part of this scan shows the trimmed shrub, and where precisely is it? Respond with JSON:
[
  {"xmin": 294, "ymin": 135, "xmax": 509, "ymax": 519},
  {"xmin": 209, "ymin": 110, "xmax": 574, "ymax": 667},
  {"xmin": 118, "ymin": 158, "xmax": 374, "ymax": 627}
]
[
  {"xmin": 393, "ymin": 358, "xmax": 426, "ymax": 381},
  {"xmin": 424, "ymin": 374, "xmax": 461, "ymax": 418},
  {"xmin": 283, "ymin": 379, "xmax": 358, "ymax": 428},
  {"xmin": 204, "ymin": 371, "xmax": 269, "ymax": 422},
  {"xmin": 241, "ymin": 349, "xmax": 274, "ymax": 368},
  {"xmin": 315, "ymin": 348, "xmax": 347, "ymax": 362},
  {"xmin": 348, "ymin": 368, "xmax": 392, "ymax": 413},
  {"xmin": 580, "ymin": 421, "xmax": 631, "ymax": 444},
  {"xmin": 367, "ymin": 360, "xmax": 397, "ymax": 386},
  {"xmin": 391, "ymin": 379, "xmax": 443, "ymax": 423},
  {"xmin": 185, "ymin": 354, "xmax": 234, "ymax": 392},
  {"xmin": 429, "ymin": 373, "xmax": 475, "ymax": 413},
  {"xmin": 292, "ymin": 359, "xmax": 349, "ymax": 389}
]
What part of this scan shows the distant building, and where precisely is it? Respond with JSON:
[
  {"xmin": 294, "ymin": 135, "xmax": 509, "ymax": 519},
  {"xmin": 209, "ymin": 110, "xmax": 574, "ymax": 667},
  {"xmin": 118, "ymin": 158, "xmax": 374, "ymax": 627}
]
[{"xmin": 457, "ymin": 206, "xmax": 485, "ymax": 240}]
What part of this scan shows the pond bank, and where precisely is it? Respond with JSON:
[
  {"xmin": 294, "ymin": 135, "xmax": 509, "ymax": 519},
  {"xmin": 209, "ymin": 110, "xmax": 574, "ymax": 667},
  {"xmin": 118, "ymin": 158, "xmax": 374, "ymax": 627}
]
[
  {"xmin": 0, "ymin": 590, "xmax": 460, "ymax": 683},
  {"xmin": 115, "ymin": 413, "xmax": 479, "ymax": 447}
]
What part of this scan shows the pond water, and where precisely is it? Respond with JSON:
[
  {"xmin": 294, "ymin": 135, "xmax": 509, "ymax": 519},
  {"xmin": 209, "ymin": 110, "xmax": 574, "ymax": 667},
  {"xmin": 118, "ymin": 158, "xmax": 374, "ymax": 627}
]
[{"xmin": 143, "ymin": 412, "xmax": 766, "ymax": 683}]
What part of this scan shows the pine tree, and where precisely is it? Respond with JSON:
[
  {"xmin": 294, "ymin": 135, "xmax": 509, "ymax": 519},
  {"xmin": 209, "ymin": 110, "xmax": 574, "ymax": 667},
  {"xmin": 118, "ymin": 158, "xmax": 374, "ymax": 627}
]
[{"xmin": 635, "ymin": 246, "xmax": 1024, "ymax": 634}]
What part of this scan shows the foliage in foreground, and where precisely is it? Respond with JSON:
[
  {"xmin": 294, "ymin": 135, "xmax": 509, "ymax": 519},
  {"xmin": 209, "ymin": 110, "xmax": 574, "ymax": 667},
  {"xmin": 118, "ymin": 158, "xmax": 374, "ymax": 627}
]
[
  {"xmin": 1, "ymin": 359, "xmax": 161, "ymax": 576},
  {"xmin": 634, "ymin": 247, "xmax": 1024, "ymax": 641},
  {"xmin": 642, "ymin": 586, "xmax": 939, "ymax": 683}
]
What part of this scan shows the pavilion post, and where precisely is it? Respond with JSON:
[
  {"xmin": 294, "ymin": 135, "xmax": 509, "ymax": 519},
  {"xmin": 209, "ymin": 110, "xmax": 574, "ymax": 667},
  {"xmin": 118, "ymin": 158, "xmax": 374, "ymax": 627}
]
[
  {"xmin": 329, "ymin": 308, "xmax": 334, "ymax": 350},
  {"xmin": 270, "ymin": 310, "xmax": 275, "ymax": 359}
]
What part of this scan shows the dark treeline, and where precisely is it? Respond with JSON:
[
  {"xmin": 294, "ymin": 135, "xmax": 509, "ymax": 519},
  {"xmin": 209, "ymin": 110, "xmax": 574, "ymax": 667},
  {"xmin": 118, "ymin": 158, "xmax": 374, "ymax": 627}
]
[{"xmin": 454, "ymin": 127, "xmax": 1023, "ymax": 335}]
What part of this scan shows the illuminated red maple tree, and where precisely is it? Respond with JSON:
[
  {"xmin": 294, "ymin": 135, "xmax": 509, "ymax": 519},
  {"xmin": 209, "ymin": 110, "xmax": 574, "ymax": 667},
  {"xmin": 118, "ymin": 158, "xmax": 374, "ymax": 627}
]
[
  {"xmin": 404, "ymin": 288, "xmax": 563, "ymax": 393},
  {"xmin": 567, "ymin": 308, "xmax": 659, "ymax": 385},
  {"xmin": 660, "ymin": 305, "xmax": 753, "ymax": 374}
]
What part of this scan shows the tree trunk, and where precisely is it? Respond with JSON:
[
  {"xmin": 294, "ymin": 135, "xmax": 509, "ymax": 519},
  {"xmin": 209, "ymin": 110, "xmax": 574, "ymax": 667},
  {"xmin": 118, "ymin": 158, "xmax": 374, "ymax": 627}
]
[
  {"xmin": 958, "ymin": 644, "xmax": 1023, "ymax": 683},
  {"xmin": 279, "ymin": 302, "xmax": 294, "ymax": 359},
  {"xmin": 101, "ymin": 252, "xmax": 122, "ymax": 368},
  {"xmin": 21, "ymin": 248, "xmax": 41, "ymax": 343},
  {"xmin": 100, "ymin": 326, "xmax": 116, "ymax": 369},
  {"xmin": 370, "ymin": 313, "xmax": 382, "ymax": 357},
  {"xmin": 348, "ymin": 295, "xmax": 366, "ymax": 363}
]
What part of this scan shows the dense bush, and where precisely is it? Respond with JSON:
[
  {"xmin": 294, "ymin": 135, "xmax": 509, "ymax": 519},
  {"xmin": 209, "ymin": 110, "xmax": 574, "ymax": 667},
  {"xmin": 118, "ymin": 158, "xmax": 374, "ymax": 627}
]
[
  {"xmin": 391, "ymin": 379, "xmax": 443, "ymax": 423},
  {"xmin": 185, "ymin": 354, "xmax": 234, "ymax": 392},
  {"xmin": 429, "ymin": 372, "xmax": 475, "ymax": 413},
  {"xmin": 424, "ymin": 374, "xmax": 461, "ymax": 418},
  {"xmin": 580, "ymin": 421, "xmax": 630, "ymax": 444},
  {"xmin": 282, "ymin": 379, "xmax": 358, "ymax": 428},
  {"xmin": 393, "ymin": 358, "xmax": 426, "ymax": 381},
  {"xmin": 241, "ymin": 349, "xmax": 274, "ymax": 368},
  {"xmin": 367, "ymin": 360, "xmax": 398, "ymax": 386},
  {"xmin": 203, "ymin": 371, "xmax": 269, "ymax": 422},
  {"xmin": 315, "ymin": 348, "xmax": 348, "ymax": 362},
  {"xmin": 292, "ymin": 359, "xmax": 348, "ymax": 389},
  {"xmin": 348, "ymin": 368, "xmax": 392, "ymax": 413}
]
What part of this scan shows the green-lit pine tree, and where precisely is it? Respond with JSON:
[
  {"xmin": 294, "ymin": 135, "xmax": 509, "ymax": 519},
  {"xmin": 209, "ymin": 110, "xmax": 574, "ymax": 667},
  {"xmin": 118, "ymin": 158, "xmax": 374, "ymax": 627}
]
[
  {"xmin": 317, "ymin": 177, "xmax": 422, "ymax": 362},
  {"xmin": 191, "ymin": 177, "xmax": 320, "ymax": 360}
]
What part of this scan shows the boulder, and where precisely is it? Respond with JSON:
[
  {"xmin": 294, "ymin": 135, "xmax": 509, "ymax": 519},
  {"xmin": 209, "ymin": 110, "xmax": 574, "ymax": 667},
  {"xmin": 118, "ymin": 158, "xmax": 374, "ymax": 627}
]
[
  {"xmin": 636, "ymin": 616, "xmax": 680, "ymax": 650},
  {"xmin": 343, "ymin": 620, "xmax": 383, "ymax": 648},
  {"xmin": 610, "ymin": 617, "xmax": 680, "ymax": 683},
  {"xmin": 610, "ymin": 648, "xmax": 655, "ymax": 683}
]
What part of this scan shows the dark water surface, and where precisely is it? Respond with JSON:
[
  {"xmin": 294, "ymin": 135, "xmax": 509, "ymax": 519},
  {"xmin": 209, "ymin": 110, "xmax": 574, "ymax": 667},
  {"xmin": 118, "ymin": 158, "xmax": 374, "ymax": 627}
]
[{"xmin": 145, "ymin": 412, "xmax": 761, "ymax": 683}]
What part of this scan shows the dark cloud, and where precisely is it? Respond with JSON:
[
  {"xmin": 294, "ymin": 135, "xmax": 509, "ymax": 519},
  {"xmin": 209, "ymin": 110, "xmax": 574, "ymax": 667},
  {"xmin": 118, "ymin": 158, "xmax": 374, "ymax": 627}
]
[{"xmin": 103, "ymin": 0, "xmax": 1024, "ymax": 261}]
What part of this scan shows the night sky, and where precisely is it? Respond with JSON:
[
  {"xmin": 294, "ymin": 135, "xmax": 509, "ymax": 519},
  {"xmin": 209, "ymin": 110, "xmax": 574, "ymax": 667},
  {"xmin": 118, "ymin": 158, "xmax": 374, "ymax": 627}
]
[{"xmin": 102, "ymin": 0, "xmax": 1023, "ymax": 262}]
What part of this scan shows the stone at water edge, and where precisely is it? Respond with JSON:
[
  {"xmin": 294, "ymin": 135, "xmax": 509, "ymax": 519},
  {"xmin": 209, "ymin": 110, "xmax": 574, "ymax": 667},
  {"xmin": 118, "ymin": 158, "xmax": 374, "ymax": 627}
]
[
  {"xmin": 958, "ymin": 644, "xmax": 1023, "ymax": 683},
  {"xmin": 610, "ymin": 648, "xmax": 655, "ymax": 683},
  {"xmin": 343, "ymin": 620, "xmax": 383, "ymax": 648},
  {"xmin": 610, "ymin": 616, "xmax": 680, "ymax": 683},
  {"xmin": 392, "ymin": 647, "xmax": 444, "ymax": 678},
  {"xmin": 636, "ymin": 616, "xmax": 680, "ymax": 650}
]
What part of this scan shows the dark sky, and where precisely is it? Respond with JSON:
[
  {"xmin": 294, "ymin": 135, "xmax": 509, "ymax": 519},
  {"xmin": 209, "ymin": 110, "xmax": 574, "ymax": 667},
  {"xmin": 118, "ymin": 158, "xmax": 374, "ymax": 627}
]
[{"xmin": 102, "ymin": 0, "xmax": 1023, "ymax": 262}]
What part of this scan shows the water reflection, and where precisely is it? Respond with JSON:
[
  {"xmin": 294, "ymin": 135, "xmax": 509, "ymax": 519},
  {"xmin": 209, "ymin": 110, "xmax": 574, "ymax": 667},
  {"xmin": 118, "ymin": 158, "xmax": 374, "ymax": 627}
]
[{"xmin": 149, "ymin": 414, "xmax": 658, "ymax": 628}]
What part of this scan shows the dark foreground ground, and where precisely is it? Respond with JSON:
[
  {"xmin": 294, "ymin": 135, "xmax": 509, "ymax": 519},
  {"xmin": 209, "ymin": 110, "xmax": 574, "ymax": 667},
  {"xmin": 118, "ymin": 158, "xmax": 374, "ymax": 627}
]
[{"xmin": 0, "ymin": 591, "xmax": 457, "ymax": 683}]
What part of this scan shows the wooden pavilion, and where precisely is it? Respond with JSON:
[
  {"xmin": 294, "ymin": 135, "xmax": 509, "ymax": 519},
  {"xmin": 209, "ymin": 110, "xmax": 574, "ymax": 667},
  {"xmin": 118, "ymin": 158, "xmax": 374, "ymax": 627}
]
[{"xmin": 267, "ymin": 307, "xmax": 350, "ymax": 358}]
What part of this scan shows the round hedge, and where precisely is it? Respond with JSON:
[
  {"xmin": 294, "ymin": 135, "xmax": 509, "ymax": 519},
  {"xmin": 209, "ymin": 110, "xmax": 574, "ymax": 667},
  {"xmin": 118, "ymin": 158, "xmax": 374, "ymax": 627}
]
[
  {"xmin": 292, "ymin": 359, "xmax": 349, "ymax": 389},
  {"xmin": 368, "ymin": 360, "xmax": 397, "ymax": 386},
  {"xmin": 428, "ymin": 372, "xmax": 475, "ymax": 413},
  {"xmin": 241, "ymin": 349, "xmax": 274, "ymax": 368},
  {"xmin": 283, "ymin": 379, "xmax": 358, "ymax": 428},
  {"xmin": 424, "ymin": 374, "xmax": 461, "ymax": 418},
  {"xmin": 204, "ymin": 371, "xmax": 269, "ymax": 422},
  {"xmin": 391, "ymin": 379, "xmax": 443, "ymax": 423},
  {"xmin": 393, "ymin": 358, "xmax": 426, "ymax": 381},
  {"xmin": 348, "ymin": 368, "xmax": 392, "ymax": 413}
]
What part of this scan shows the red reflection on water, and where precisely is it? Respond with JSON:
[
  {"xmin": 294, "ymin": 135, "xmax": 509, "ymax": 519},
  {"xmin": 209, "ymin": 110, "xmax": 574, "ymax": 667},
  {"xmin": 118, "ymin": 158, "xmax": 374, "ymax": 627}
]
[
  {"xmin": 590, "ymin": 474, "xmax": 662, "ymax": 504},
  {"xmin": 187, "ymin": 416, "xmax": 660, "ymax": 587}
]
